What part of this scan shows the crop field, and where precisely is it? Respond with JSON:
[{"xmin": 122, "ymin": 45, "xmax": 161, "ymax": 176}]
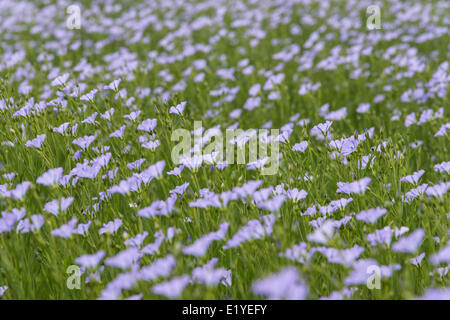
[{"xmin": 0, "ymin": 0, "xmax": 449, "ymax": 300}]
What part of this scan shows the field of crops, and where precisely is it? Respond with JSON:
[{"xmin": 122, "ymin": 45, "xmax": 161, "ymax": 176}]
[{"xmin": 0, "ymin": 0, "xmax": 449, "ymax": 300}]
